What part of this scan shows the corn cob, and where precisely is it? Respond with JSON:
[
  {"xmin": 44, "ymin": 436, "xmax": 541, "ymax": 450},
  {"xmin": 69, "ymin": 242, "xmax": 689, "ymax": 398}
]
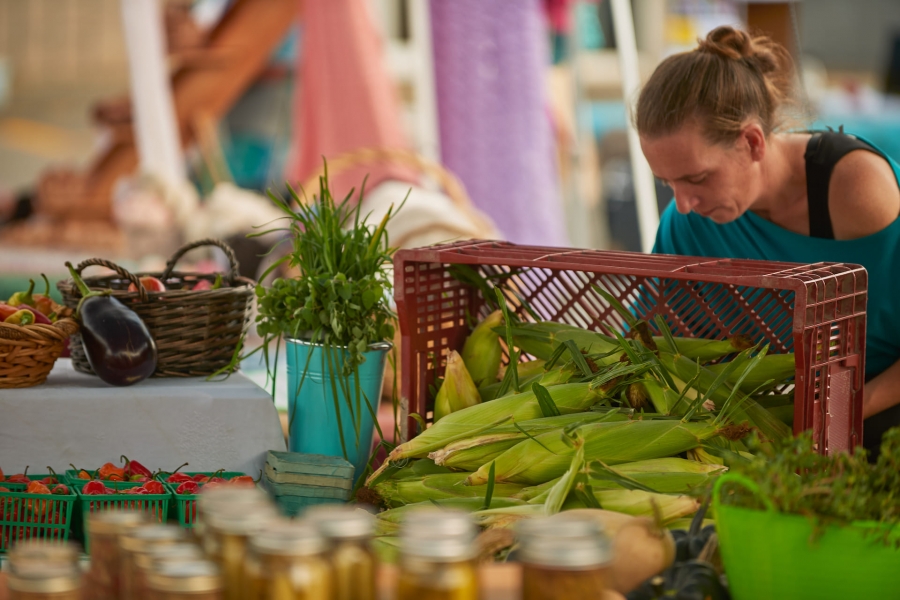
[
  {"xmin": 428, "ymin": 433, "xmax": 524, "ymax": 470},
  {"xmin": 659, "ymin": 352, "xmax": 792, "ymax": 443},
  {"xmin": 521, "ymin": 458, "xmax": 726, "ymax": 501},
  {"xmin": 430, "ymin": 411, "xmax": 632, "ymax": 470},
  {"xmin": 479, "ymin": 372, "xmax": 544, "ymax": 401},
  {"xmin": 385, "ymin": 459, "xmax": 455, "ymax": 480},
  {"xmin": 638, "ymin": 378, "xmax": 684, "ymax": 416},
  {"xmin": 706, "ymin": 353, "xmax": 795, "ymax": 392},
  {"xmin": 466, "ymin": 420, "xmax": 718, "ymax": 486},
  {"xmin": 375, "ymin": 497, "xmax": 526, "ymax": 535},
  {"xmin": 655, "ymin": 335, "xmax": 754, "ymax": 363},
  {"xmin": 499, "ymin": 358, "xmax": 547, "ymax": 381},
  {"xmin": 434, "ymin": 350, "xmax": 482, "ymax": 422},
  {"xmin": 461, "ymin": 310, "xmax": 503, "ymax": 387},
  {"xmin": 373, "ymin": 473, "xmax": 524, "ymax": 508},
  {"xmin": 574, "ymin": 490, "xmax": 700, "ymax": 523},
  {"xmin": 686, "ymin": 447, "xmax": 725, "ymax": 466},
  {"xmin": 388, "ymin": 382, "xmax": 605, "ymax": 461}
]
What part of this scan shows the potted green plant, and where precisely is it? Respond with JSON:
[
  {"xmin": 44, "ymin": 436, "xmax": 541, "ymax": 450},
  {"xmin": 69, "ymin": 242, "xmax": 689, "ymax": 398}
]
[
  {"xmin": 713, "ymin": 427, "xmax": 900, "ymax": 600},
  {"xmin": 254, "ymin": 165, "xmax": 402, "ymax": 481}
]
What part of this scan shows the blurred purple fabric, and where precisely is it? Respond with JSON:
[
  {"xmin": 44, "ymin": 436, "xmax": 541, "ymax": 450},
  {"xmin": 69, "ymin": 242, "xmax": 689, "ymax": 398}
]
[{"xmin": 430, "ymin": 0, "xmax": 568, "ymax": 246}]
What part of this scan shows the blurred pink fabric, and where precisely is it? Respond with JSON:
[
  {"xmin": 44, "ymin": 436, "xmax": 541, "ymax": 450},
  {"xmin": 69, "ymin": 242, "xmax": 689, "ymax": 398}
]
[{"xmin": 284, "ymin": 0, "xmax": 417, "ymax": 200}]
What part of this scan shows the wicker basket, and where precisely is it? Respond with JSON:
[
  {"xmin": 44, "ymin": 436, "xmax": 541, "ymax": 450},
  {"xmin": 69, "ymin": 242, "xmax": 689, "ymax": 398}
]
[
  {"xmin": 57, "ymin": 238, "xmax": 255, "ymax": 378},
  {"xmin": 0, "ymin": 319, "xmax": 79, "ymax": 388}
]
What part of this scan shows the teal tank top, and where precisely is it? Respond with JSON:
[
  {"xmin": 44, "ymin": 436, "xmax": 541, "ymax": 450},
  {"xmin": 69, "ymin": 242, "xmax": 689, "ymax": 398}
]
[{"xmin": 653, "ymin": 137, "xmax": 900, "ymax": 381}]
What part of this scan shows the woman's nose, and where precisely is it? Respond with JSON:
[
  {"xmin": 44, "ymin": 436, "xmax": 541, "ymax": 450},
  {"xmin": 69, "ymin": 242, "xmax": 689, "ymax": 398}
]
[{"xmin": 674, "ymin": 193, "xmax": 699, "ymax": 214}]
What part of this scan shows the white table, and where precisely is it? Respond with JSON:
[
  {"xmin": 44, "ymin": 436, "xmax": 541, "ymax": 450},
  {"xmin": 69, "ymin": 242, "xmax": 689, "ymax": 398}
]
[{"xmin": 0, "ymin": 360, "xmax": 286, "ymax": 476}]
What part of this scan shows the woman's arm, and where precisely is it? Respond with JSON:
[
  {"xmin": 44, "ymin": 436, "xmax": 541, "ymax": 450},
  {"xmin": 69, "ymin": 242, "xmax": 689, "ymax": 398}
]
[{"xmin": 863, "ymin": 358, "xmax": 900, "ymax": 419}]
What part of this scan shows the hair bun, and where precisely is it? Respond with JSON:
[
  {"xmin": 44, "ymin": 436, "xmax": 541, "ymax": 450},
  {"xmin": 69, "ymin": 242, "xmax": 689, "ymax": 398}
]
[{"xmin": 698, "ymin": 25, "xmax": 783, "ymax": 75}]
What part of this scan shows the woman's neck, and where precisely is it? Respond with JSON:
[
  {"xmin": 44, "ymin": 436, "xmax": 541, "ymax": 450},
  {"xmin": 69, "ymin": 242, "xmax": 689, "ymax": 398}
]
[{"xmin": 749, "ymin": 133, "xmax": 810, "ymax": 226}]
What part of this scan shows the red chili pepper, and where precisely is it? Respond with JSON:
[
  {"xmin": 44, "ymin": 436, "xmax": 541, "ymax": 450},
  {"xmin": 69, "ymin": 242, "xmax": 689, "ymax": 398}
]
[
  {"xmin": 229, "ymin": 475, "xmax": 255, "ymax": 486},
  {"xmin": 51, "ymin": 484, "xmax": 69, "ymax": 495},
  {"xmin": 175, "ymin": 481, "xmax": 200, "ymax": 495},
  {"xmin": 0, "ymin": 466, "xmax": 4, "ymax": 481},
  {"xmin": 141, "ymin": 481, "xmax": 165, "ymax": 495},
  {"xmin": 191, "ymin": 474, "xmax": 210, "ymax": 483},
  {"xmin": 82, "ymin": 481, "xmax": 110, "ymax": 495},
  {"xmin": 0, "ymin": 304, "xmax": 18, "ymax": 321},
  {"xmin": 120, "ymin": 455, "xmax": 153, "ymax": 479},
  {"xmin": 167, "ymin": 473, "xmax": 193, "ymax": 484},
  {"xmin": 98, "ymin": 462, "xmax": 126, "ymax": 481},
  {"xmin": 70, "ymin": 464, "xmax": 93, "ymax": 480},
  {"xmin": 7, "ymin": 466, "xmax": 30, "ymax": 484},
  {"xmin": 123, "ymin": 487, "xmax": 148, "ymax": 495},
  {"xmin": 25, "ymin": 481, "xmax": 52, "ymax": 517},
  {"xmin": 40, "ymin": 467, "xmax": 61, "ymax": 485}
]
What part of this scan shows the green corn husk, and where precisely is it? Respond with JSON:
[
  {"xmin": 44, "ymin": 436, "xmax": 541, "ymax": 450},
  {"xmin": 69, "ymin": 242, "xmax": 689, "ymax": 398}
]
[
  {"xmin": 375, "ymin": 497, "xmax": 526, "ymax": 535},
  {"xmin": 461, "ymin": 310, "xmax": 503, "ymax": 387},
  {"xmin": 503, "ymin": 322, "xmax": 619, "ymax": 361},
  {"xmin": 434, "ymin": 350, "xmax": 482, "ymax": 422},
  {"xmin": 479, "ymin": 372, "xmax": 544, "ymax": 401},
  {"xmin": 384, "ymin": 459, "xmax": 455, "ymax": 480},
  {"xmin": 387, "ymin": 382, "xmax": 605, "ymax": 462},
  {"xmin": 706, "ymin": 353, "xmax": 795, "ymax": 392},
  {"xmin": 752, "ymin": 393, "xmax": 794, "ymax": 409},
  {"xmin": 655, "ymin": 335, "xmax": 755, "ymax": 363},
  {"xmin": 639, "ymin": 378, "xmax": 685, "ymax": 416},
  {"xmin": 660, "ymin": 352, "xmax": 792, "ymax": 443},
  {"xmin": 471, "ymin": 503, "xmax": 548, "ymax": 529},
  {"xmin": 429, "ymin": 433, "xmax": 524, "ymax": 469},
  {"xmin": 466, "ymin": 419, "xmax": 719, "ymax": 486},
  {"xmin": 563, "ymin": 489, "xmax": 701, "ymax": 523},
  {"xmin": 429, "ymin": 411, "xmax": 631, "ymax": 470},
  {"xmin": 767, "ymin": 403, "xmax": 794, "ymax": 427},
  {"xmin": 522, "ymin": 457, "xmax": 726, "ymax": 501},
  {"xmin": 500, "ymin": 358, "xmax": 547, "ymax": 381},
  {"xmin": 373, "ymin": 473, "xmax": 524, "ymax": 508}
]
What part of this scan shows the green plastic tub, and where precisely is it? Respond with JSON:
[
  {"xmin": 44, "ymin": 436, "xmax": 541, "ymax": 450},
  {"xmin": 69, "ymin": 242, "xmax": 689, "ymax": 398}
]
[
  {"xmin": 158, "ymin": 473, "xmax": 246, "ymax": 528},
  {"xmin": 714, "ymin": 473, "xmax": 900, "ymax": 600}
]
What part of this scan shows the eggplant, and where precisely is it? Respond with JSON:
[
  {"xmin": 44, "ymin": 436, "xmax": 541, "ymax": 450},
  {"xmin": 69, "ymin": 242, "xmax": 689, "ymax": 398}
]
[{"xmin": 66, "ymin": 262, "xmax": 157, "ymax": 386}]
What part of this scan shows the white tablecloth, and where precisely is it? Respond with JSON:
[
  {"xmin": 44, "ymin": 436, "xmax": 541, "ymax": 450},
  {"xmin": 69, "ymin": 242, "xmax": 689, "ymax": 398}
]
[{"xmin": 0, "ymin": 360, "xmax": 286, "ymax": 476}]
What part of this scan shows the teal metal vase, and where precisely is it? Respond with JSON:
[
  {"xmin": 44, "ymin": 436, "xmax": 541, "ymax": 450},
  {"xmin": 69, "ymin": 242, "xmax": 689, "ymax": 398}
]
[{"xmin": 286, "ymin": 339, "xmax": 391, "ymax": 481}]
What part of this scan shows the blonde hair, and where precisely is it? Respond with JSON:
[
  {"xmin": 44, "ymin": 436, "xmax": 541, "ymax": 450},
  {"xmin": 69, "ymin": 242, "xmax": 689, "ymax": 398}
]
[{"xmin": 636, "ymin": 26, "xmax": 800, "ymax": 144}]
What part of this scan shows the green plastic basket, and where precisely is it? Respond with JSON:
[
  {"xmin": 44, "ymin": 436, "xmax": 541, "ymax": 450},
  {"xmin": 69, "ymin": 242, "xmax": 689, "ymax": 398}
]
[
  {"xmin": 158, "ymin": 473, "xmax": 246, "ymax": 529},
  {"xmin": 0, "ymin": 480, "xmax": 76, "ymax": 553},
  {"xmin": 714, "ymin": 473, "xmax": 900, "ymax": 600},
  {"xmin": 73, "ymin": 481, "xmax": 171, "ymax": 553}
]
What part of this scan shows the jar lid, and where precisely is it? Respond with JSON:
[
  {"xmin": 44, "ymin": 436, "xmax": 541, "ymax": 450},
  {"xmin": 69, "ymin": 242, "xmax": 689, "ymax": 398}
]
[
  {"xmin": 120, "ymin": 524, "xmax": 184, "ymax": 552},
  {"xmin": 516, "ymin": 516, "xmax": 612, "ymax": 569},
  {"xmin": 207, "ymin": 504, "xmax": 278, "ymax": 534},
  {"xmin": 137, "ymin": 543, "xmax": 205, "ymax": 571},
  {"xmin": 250, "ymin": 521, "xmax": 327, "ymax": 556},
  {"xmin": 8, "ymin": 540, "xmax": 79, "ymax": 572},
  {"xmin": 146, "ymin": 560, "xmax": 222, "ymax": 593},
  {"xmin": 305, "ymin": 505, "xmax": 374, "ymax": 540},
  {"xmin": 197, "ymin": 486, "xmax": 269, "ymax": 513},
  {"xmin": 400, "ymin": 509, "xmax": 476, "ymax": 560},
  {"xmin": 89, "ymin": 509, "xmax": 147, "ymax": 534},
  {"xmin": 8, "ymin": 566, "xmax": 82, "ymax": 593}
]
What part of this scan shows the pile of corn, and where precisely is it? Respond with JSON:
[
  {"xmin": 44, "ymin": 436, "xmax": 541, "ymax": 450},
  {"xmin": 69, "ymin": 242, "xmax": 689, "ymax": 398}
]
[{"xmin": 366, "ymin": 309, "xmax": 796, "ymax": 536}]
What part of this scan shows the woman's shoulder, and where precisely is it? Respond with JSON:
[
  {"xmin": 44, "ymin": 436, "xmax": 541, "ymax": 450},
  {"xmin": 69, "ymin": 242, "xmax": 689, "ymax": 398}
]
[{"xmin": 828, "ymin": 145, "xmax": 900, "ymax": 240}]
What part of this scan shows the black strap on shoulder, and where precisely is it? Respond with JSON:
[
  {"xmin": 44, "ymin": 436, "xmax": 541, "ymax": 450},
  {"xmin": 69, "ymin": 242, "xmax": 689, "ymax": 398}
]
[{"xmin": 804, "ymin": 129, "xmax": 879, "ymax": 239}]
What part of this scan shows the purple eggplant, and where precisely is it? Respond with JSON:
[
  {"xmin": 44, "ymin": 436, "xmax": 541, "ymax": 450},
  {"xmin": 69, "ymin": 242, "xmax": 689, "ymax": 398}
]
[{"xmin": 65, "ymin": 262, "xmax": 157, "ymax": 386}]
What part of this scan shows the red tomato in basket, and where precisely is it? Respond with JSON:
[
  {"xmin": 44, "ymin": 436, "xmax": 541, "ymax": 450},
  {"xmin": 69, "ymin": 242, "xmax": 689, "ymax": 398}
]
[{"xmin": 128, "ymin": 276, "xmax": 166, "ymax": 293}]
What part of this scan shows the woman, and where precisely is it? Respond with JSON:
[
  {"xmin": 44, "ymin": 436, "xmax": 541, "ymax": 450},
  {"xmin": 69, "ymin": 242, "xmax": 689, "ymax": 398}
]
[{"xmin": 636, "ymin": 26, "xmax": 900, "ymax": 456}]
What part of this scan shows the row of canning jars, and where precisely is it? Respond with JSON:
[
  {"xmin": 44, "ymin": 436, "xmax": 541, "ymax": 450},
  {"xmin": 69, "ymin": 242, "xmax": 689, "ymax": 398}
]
[{"xmin": 6, "ymin": 485, "xmax": 613, "ymax": 600}]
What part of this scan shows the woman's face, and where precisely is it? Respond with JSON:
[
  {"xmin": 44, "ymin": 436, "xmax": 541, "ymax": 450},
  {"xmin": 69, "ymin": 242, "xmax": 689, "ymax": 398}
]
[{"xmin": 640, "ymin": 122, "xmax": 763, "ymax": 224}]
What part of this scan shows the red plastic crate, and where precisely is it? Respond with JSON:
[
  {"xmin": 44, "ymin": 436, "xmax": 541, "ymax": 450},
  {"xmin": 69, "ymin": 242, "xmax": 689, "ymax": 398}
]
[{"xmin": 393, "ymin": 240, "xmax": 867, "ymax": 454}]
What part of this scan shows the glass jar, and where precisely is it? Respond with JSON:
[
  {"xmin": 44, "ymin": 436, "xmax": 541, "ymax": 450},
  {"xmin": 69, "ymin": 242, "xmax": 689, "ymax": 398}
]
[
  {"xmin": 145, "ymin": 560, "xmax": 222, "ymax": 600},
  {"xmin": 242, "ymin": 521, "xmax": 332, "ymax": 600},
  {"xmin": 136, "ymin": 543, "xmax": 207, "ymax": 600},
  {"xmin": 7, "ymin": 564, "xmax": 82, "ymax": 600},
  {"xmin": 396, "ymin": 509, "xmax": 479, "ymax": 600},
  {"xmin": 195, "ymin": 487, "xmax": 272, "ymax": 555},
  {"xmin": 516, "ymin": 515, "xmax": 613, "ymax": 600},
  {"xmin": 120, "ymin": 524, "xmax": 185, "ymax": 600},
  {"xmin": 7, "ymin": 540, "xmax": 79, "ymax": 576},
  {"xmin": 306, "ymin": 505, "xmax": 377, "ymax": 600},
  {"xmin": 204, "ymin": 505, "xmax": 277, "ymax": 600},
  {"xmin": 88, "ymin": 510, "xmax": 148, "ymax": 599}
]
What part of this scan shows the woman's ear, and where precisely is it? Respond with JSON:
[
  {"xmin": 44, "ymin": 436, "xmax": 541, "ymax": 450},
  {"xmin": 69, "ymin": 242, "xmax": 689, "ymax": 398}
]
[{"xmin": 740, "ymin": 122, "xmax": 767, "ymax": 162}]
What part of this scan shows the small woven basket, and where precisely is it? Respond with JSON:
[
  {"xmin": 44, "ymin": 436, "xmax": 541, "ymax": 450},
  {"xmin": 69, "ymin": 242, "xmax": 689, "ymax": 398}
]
[
  {"xmin": 57, "ymin": 238, "xmax": 255, "ymax": 378},
  {"xmin": 0, "ymin": 318, "xmax": 79, "ymax": 388}
]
